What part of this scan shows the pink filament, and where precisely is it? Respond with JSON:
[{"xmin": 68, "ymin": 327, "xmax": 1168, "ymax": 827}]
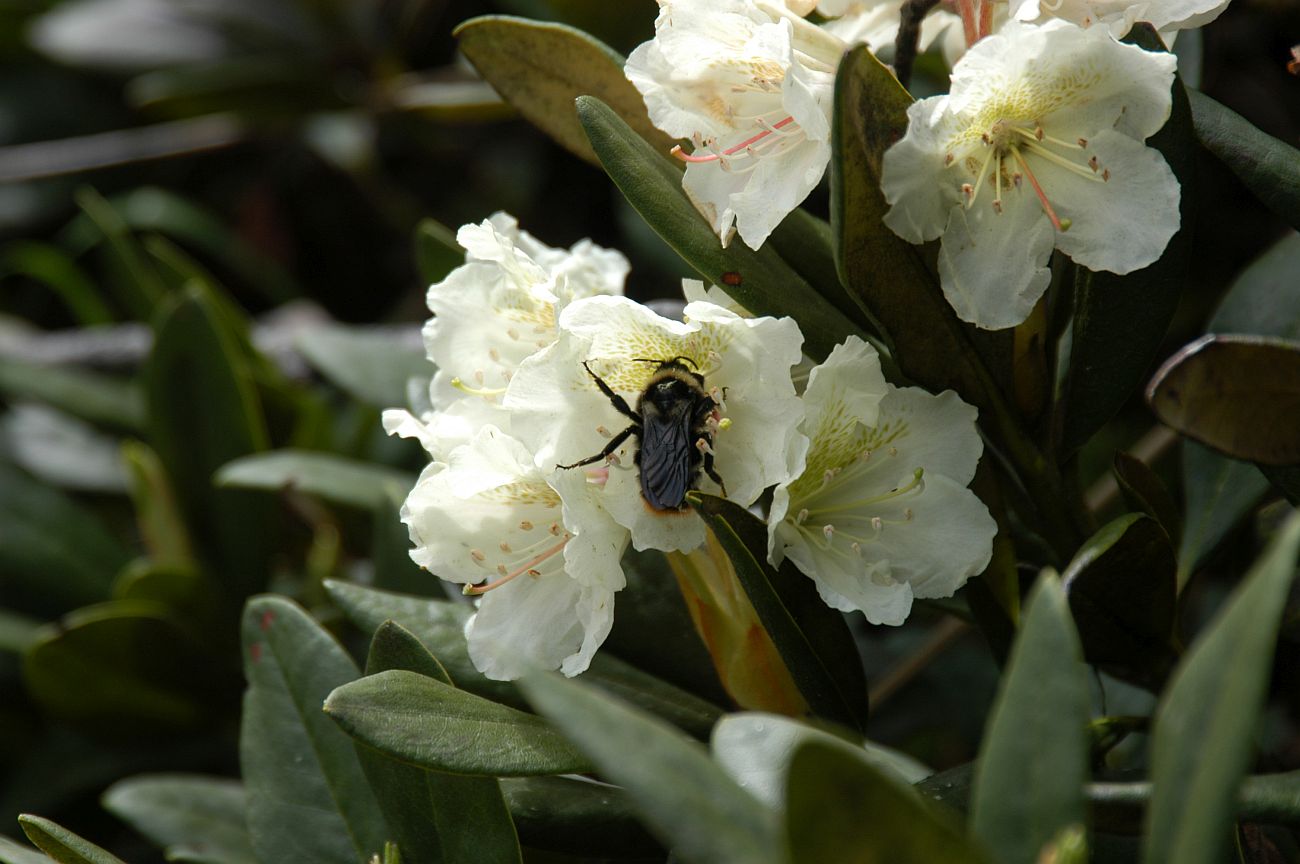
[
  {"xmin": 464, "ymin": 536, "xmax": 569, "ymax": 596},
  {"xmin": 670, "ymin": 116, "xmax": 796, "ymax": 164}
]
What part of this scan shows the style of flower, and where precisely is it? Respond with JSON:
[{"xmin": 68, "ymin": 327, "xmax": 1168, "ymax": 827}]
[
  {"xmin": 881, "ymin": 19, "xmax": 1180, "ymax": 329},
  {"xmin": 397, "ymin": 423, "xmax": 628, "ymax": 680},
  {"xmin": 422, "ymin": 212, "xmax": 628, "ymax": 410},
  {"xmin": 767, "ymin": 336, "xmax": 996, "ymax": 625},
  {"xmin": 1008, "ymin": 0, "xmax": 1231, "ymax": 38},
  {"xmin": 625, "ymin": 0, "xmax": 846, "ymax": 250},
  {"xmin": 817, "ymin": 0, "xmax": 965, "ymax": 64},
  {"xmin": 505, "ymin": 294, "xmax": 807, "ymax": 554}
]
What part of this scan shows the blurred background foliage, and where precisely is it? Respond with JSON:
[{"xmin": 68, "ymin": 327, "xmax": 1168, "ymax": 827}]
[{"xmin": 0, "ymin": 0, "xmax": 1297, "ymax": 860}]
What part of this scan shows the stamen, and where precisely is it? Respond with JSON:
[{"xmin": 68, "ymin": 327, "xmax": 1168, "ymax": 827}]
[
  {"xmin": 1011, "ymin": 149, "xmax": 1068, "ymax": 233},
  {"xmin": 597, "ymin": 425, "xmax": 612, "ymax": 438},
  {"xmin": 717, "ymin": 417, "xmax": 733, "ymax": 431},
  {"xmin": 671, "ymin": 117, "xmax": 797, "ymax": 164},
  {"xmin": 965, "ymin": 146, "xmax": 997, "ymax": 208},
  {"xmin": 520, "ymin": 520, "xmax": 534, "ymax": 531},
  {"xmin": 805, "ymin": 467, "xmax": 925, "ymax": 518},
  {"xmin": 796, "ymin": 508, "xmax": 809, "ymax": 525},
  {"xmin": 451, "ymin": 377, "xmax": 507, "ymax": 397},
  {"xmin": 993, "ymin": 151, "xmax": 1004, "ymax": 214},
  {"xmin": 1019, "ymin": 138, "xmax": 1105, "ymax": 182},
  {"xmin": 695, "ymin": 437, "xmax": 715, "ymax": 455},
  {"xmin": 463, "ymin": 535, "xmax": 570, "ymax": 596}
]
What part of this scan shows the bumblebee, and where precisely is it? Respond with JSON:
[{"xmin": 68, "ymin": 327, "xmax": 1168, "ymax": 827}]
[{"xmin": 558, "ymin": 358, "xmax": 727, "ymax": 511}]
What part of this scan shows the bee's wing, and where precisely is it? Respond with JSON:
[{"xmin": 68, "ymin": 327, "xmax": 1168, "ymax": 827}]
[{"xmin": 639, "ymin": 406, "xmax": 693, "ymax": 510}]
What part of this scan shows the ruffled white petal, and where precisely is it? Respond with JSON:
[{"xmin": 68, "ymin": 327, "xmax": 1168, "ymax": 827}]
[
  {"xmin": 936, "ymin": 186, "xmax": 1056, "ymax": 330},
  {"xmin": 882, "ymin": 97, "xmax": 961, "ymax": 244},
  {"xmin": 873, "ymin": 386, "xmax": 984, "ymax": 485},
  {"xmin": 1048, "ymin": 129, "xmax": 1181, "ymax": 275}
]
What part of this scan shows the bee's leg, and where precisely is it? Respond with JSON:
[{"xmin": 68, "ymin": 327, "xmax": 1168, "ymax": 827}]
[
  {"xmin": 557, "ymin": 424, "xmax": 637, "ymax": 469},
  {"xmin": 582, "ymin": 361, "xmax": 639, "ymax": 423},
  {"xmin": 702, "ymin": 449, "xmax": 728, "ymax": 498}
]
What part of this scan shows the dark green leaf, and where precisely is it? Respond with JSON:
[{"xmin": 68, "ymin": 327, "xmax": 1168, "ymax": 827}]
[
  {"xmin": 520, "ymin": 672, "xmax": 779, "ymax": 864},
  {"xmin": 295, "ymin": 325, "xmax": 431, "ymax": 409},
  {"xmin": 576, "ymin": 95, "xmax": 859, "ymax": 360},
  {"xmin": 1056, "ymin": 28, "xmax": 1195, "ymax": 456},
  {"xmin": 971, "ymin": 574, "xmax": 1090, "ymax": 864},
  {"xmin": 146, "ymin": 284, "xmax": 274, "ymax": 597},
  {"xmin": 370, "ymin": 492, "xmax": 434, "ymax": 596},
  {"xmin": 500, "ymin": 776, "xmax": 662, "ymax": 857},
  {"xmin": 101, "ymin": 774, "xmax": 255, "ymax": 864},
  {"xmin": 0, "ymin": 240, "xmax": 111, "ymax": 325},
  {"xmin": 688, "ymin": 492, "xmax": 867, "ymax": 731},
  {"xmin": 215, "ymin": 450, "xmax": 415, "ymax": 510},
  {"xmin": 0, "ymin": 462, "xmax": 127, "ymax": 616},
  {"xmin": 831, "ymin": 45, "xmax": 1002, "ymax": 414},
  {"xmin": 1143, "ymin": 512, "xmax": 1300, "ymax": 864},
  {"xmin": 356, "ymin": 623, "xmax": 521, "ymax": 864},
  {"xmin": 455, "ymin": 16, "xmax": 674, "ymax": 166},
  {"xmin": 121, "ymin": 440, "xmax": 196, "ymax": 571},
  {"xmin": 17, "ymin": 816, "xmax": 125, "ymax": 864},
  {"xmin": 1060, "ymin": 514, "xmax": 1177, "ymax": 684},
  {"xmin": 0, "ymin": 359, "xmax": 143, "ymax": 432},
  {"xmin": 766, "ymin": 209, "xmax": 872, "ymax": 334},
  {"xmin": 0, "ymin": 608, "xmax": 43, "ymax": 653},
  {"xmin": 72, "ymin": 186, "xmax": 165, "ymax": 319},
  {"xmin": 1113, "ymin": 451, "xmax": 1182, "ymax": 546},
  {"xmin": 324, "ymin": 580, "xmax": 525, "ymax": 708},
  {"xmin": 239, "ymin": 596, "xmax": 389, "ymax": 864},
  {"xmin": 23, "ymin": 601, "xmax": 220, "ymax": 734},
  {"xmin": 785, "ymin": 741, "xmax": 989, "ymax": 863},
  {"xmin": 413, "ymin": 218, "xmax": 464, "ymax": 286},
  {"xmin": 1178, "ymin": 440, "xmax": 1270, "ymax": 586},
  {"xmin": 1189, "ymin": 89, "xmax": 1300, "ymax": 232},
  {"xmin": 326, "ymin": 669, "xmax": 591, "ymax": 776},
  {"xmin": 1208, "ymin": 231, "xmax": 1300, "ymax": 341},
  {"xmin": 1147, "ymin": 334, "xmax": 1300, "ymax": 466},
  {"xmin": 323, "ymin": 580, "xmax": 723, "ymax": 735},
  {"xmin": 1092, "ymin": 770, "xmax": 1300, "ymax": 833},
  {"xmin": 711, "ymin": 713, "xmax": 930, "ymax": 811}
]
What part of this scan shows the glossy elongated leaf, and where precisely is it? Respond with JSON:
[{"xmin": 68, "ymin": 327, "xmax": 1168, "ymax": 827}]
[
  {"xmin": 73, "ymin": 186, "xmax": 165, "ymax": 319},
  {"xmin": 101, "ymin": 775, "xmax": 255, "ymax": 864},
  {"xmin": 23, "ymin": 600, "xmax": 221, "ymax": 733},
  {"xmin": 1056, "ymin": 27, "xmax": 1196, "ymax": 457},
  {"xmin": 712, "ymin": 713, "xmax": 930, "ymax": 811},
  {"xmin": 146, "ymin": 284, "xmax": 274, "ymax": 597},
  {"xmin": 1113, "ymin": 451, "xmax": 1182, "ymax": 546},
  {"xmin": 689, "ymin": 492, "xmax": 868, "ymax": 730},
  {"xmin": 0, "ymin": 240, "xmax": 111, "ymax": 325},
  {"xmin": 295, "ymin": 325, "xmax": 431, "ymax": 409},
  {"xmin": 520, "ymin": 672, "xmax": 779, "ymax": 864},
  {"xmin": 413, "ymin": 218, "xmax": 464, "ymax": 285},
  {"xmin": 576, "ymin": 95, "xmax": 859, "ymax": 360},
  {"xmin": 1143, "ymin": 513, "xmax": 1300, "ymax": 864},
  {"xmin": 0, "ymin": 462, "xmax": 126, "ymax": 616},
  {"xmin": 1178, "ymin": 232, "xmax": 1300, "ymax": 578},
  {"xmin": 0, "ymin": 404, "xmax": 127, "ymax": 492},
  {"xmin": 971, "ymin": 574, "xmax": 1090, "ymax": 864},
  {"xmin": 121, "ymin": 441, "xmax": 195, "ymax": 571},
  {"xmin": 355, "ymin": 623, "xmax": 521, "ymax": 864},
  {"xmin": 831, "ymin": 46, "xmax": 1002, "ymax": 416},
  {"xmin": 0, "ymin": 359, "xmax": 143, "ymax": 432},
  {"xmin": 1189, "ymin": 89, "xmax": 1300, "ymax": 232},
  {"xmin": 1147, "ymin": 334, "xmax": 1300, "ymax": 466},
  {"xmin": 1060, "ymin": 514, "xmax": 1177, "ymax": 684},
  {"xmin": 17, "ymin": 816, "xmax": 125, "ymax": 864},
  {"xmin": 0, "ymin": 608, "xmax": 42, "ymax": 653},
  {"xmin": 456, "ymin": 16, "xmax": 674, "ymax": 166},
  {"xmin": 785, "ymin": 741, "xmax": 989, "ymax": 863},
  {"xmin": 215, "ymin": 450, "xmax": 415, "ymax": 510},
  {"xmin": 500, "ymin": 776, "xmax": 662, "ymax": 857},
  {"xmin": 239, "ymin": 596, "xmax": 389, "ymax": 864},
  {"xmin": 326, "ymin": 669, "xmax": 592, "ymax": 776},
  {"xmin": 766, "ymin": 209, "xmax": 872, "ymax": 333},
  {"xmin": 323, "ymin": 580, "xmax": 723, "ymax": 735},
  {"xmin": 324, "ymin": 580, "xmax": 525, "ymax": 707}
]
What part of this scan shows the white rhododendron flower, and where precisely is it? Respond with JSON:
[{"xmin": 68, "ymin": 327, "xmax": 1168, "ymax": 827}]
[
  {"xmin": 398, "ymin": 424, "xmax": 628, "ymax": 680},
  {"xmin": 768, "ymin": 336, "xmax": 996, "ymax": 624},
  {"xmin": 506, "ymin": 294, "xmax": 807, "ymax": 554},
  {"xmin": 423, "ymin": 212, "xmax": 627, "ymax": 409},
  {"xmin": 1009, "ymin": 0, "xmax": 1231, "ymax": 37},
  {"xmin": 881, "ymin": 20, "xmax": 1180, "ymax": 329},
  {"xmin": 626, "ymin": 0, "xmax": 846, "ymax": 250},
  {"xmin": 817, "ymin": 0, "xmax": 965, "ymax": 63}
]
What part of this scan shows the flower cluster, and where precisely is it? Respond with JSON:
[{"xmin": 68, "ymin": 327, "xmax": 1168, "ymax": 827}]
[
  {"xmin": 626, "ymin": 0, "xmax": 1202, "ymax": 330},
  {"xmin": 389, "ymin": 215, "xmax": 995, "ymax": 679}
]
